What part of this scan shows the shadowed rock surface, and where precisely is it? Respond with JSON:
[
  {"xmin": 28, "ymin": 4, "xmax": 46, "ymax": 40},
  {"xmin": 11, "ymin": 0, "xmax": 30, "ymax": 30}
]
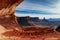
[
  {"xmin": 17, "ymin": 17, "xmax": 33, "ymax": 26},
  {"xmin": 17, "ymin": 16, "xmax": 40, "ymax": 26},
  {"xmin": 56, "ymin": 25, "xmax": 60, "ymax": 32}
]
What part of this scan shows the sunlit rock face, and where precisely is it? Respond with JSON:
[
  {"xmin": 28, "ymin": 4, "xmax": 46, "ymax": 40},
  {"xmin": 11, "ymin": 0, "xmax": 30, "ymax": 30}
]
[
  {"xmin": 0, "ymin": 0, "xmax": 23, "ymax": 33},
  {"xmin": 0, "ymin": 0, "xmax": 23, "ymax": 17}
]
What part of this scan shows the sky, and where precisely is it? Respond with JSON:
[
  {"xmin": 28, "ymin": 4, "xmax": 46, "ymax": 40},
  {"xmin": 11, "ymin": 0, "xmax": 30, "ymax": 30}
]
[{"xmin": 15, "ymin": 0, "xmax": 60, "ymax": 19}]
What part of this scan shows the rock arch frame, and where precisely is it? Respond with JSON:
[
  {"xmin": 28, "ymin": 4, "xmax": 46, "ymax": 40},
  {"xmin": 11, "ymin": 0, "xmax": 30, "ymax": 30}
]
[{"xmin": 0, "ymin": 0, "xmax": 23, "ymax": 33}]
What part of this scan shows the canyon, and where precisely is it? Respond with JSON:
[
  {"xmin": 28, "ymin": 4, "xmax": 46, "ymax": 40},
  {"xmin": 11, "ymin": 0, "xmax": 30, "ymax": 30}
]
[{"xmin": 0, "ymin": 0, "xmax": 60, "ymax": 40}]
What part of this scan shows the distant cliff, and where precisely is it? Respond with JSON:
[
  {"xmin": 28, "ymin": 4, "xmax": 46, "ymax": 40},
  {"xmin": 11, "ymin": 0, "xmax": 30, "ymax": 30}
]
[{"xmin": 17, "ymin": 16, "xmax": 40, "ymax": 26}]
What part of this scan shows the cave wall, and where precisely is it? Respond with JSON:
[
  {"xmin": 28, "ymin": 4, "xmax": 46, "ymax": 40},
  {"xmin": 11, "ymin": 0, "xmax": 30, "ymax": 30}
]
[
  {"xmin": 0, "ymin": 0, "xmax": 23, "ymax": 17},
  {"xmin": 0, "ymin": 0, "xmax": 23, "ymax": 32}
]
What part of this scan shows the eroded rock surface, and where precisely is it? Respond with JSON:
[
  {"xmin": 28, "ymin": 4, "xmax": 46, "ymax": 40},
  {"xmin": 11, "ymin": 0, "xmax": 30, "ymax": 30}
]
[{"xmin": 0, "ymin": 0, "xmax": 23, "ymax": 33}]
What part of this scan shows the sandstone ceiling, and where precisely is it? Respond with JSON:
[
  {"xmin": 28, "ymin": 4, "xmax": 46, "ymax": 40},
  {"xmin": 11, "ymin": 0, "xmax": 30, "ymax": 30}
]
[
  {"xmin": 0, "ymin": 0, "xmax": 23, "ymax": 33},
  {"xmin": 0, "ymin": 0, "xmax": 23, "ymax": 16}
]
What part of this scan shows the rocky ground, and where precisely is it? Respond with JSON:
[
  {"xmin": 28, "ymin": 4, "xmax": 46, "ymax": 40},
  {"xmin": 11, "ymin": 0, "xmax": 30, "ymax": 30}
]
[{"xmin": 0, "ymin": 29, "xmax": 59, "ymax": 40}]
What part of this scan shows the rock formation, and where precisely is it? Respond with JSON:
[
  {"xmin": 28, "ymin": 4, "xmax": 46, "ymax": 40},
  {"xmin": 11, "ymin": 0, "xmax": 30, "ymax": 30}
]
[
  {"xmin": 0, "ymin": 0, "xmax": 23, "ymax": 33},
  {"xmin": 56, "ymin": 25, "xmax": 60, "ymax": 32}
]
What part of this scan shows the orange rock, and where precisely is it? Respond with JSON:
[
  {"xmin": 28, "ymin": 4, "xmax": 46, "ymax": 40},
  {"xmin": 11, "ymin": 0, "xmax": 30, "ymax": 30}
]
[{"xmin": 0, "ymin": 0, "xmax": 23, "ymax": 33}]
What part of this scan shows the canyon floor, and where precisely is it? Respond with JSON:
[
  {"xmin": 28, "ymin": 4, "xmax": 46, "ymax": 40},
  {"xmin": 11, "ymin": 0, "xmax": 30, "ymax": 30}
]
[{"xmin": 0, "ymin": 29, "xmax": 60, "ymax": 40}]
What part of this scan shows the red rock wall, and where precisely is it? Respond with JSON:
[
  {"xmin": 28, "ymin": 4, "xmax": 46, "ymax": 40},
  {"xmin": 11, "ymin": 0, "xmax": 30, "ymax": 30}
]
[
  {"xmin": 0, "ymin": 0, "xmax": 23, "ymax": 16},
  {"xmin": 0, "ymin": 0, "xmax": 23, "ymax": 31}
]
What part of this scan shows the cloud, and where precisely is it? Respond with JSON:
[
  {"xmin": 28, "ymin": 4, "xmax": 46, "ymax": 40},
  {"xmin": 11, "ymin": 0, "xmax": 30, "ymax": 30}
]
[
  {"xmin": 15, "ymin": 10, "xmax": 57, "ymax": 15},
  {"xmin": 15, "ymin": 13, "xmax": 60, "ymax": 19},
  {"xmin": 24, "ymin": 0, "xmax": 58, "ymax": 6},
  {"xmin": 15, "ymin": 0, "xmax": 60, "ymax": 18}
]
